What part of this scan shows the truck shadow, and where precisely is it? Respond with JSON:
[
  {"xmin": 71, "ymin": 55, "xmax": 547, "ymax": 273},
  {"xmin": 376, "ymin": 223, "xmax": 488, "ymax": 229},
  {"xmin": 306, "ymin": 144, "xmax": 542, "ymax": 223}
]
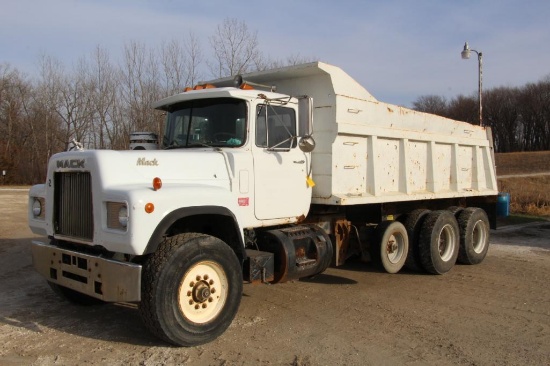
[{"xmin": 0, "ymin": 237, "xmax": 168, "ymax": 347}]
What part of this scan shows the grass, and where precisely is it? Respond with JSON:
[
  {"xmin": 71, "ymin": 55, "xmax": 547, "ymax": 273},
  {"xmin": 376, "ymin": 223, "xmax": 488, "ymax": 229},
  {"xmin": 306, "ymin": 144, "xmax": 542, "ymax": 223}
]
[
  {"xmin": 495, "ymin": 151, "xmax": 550, "ymax": 176},
  {"xmin": 496, "ymin": 151, "xmax": 550, "ymax": 218}
]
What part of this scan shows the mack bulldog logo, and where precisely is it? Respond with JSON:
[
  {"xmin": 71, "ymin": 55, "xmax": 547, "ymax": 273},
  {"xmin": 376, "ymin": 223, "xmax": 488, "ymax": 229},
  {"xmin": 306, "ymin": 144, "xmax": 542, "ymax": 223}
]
[
  {"xmin": 137, "ymin": 157, "xmax": 159, "ymax": 166},
  {"xmin": 57, "ymin": 159, "xmax": 85, "ymax": 169}
]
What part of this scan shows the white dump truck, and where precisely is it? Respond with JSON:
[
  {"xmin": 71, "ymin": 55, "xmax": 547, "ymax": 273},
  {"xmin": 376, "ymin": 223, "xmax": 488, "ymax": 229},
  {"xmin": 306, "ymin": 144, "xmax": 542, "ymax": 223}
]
[{"xmin": 28, "ymin": 62, "xmax": 498, "ymax": 346}]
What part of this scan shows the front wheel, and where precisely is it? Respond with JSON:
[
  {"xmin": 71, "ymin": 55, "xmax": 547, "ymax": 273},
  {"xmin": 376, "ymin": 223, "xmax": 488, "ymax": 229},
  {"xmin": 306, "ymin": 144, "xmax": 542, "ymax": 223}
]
[{"xmin": 139, "ymin": 233, "xmax": 243, "ymax": 346}]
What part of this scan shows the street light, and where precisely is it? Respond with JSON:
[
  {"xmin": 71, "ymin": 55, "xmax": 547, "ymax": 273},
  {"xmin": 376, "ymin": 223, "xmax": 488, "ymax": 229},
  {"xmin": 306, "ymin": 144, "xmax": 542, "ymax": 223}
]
[{"xmin": 461, "ymin": 42, "xmax": 483, "ymax": 127}]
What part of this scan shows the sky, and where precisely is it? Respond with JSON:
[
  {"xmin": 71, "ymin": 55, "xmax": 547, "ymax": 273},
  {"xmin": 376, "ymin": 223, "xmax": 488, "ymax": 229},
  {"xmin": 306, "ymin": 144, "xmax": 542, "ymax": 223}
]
[{"xmin": 1, "ymin": 0, "xmax": 549, "ymax": 107}]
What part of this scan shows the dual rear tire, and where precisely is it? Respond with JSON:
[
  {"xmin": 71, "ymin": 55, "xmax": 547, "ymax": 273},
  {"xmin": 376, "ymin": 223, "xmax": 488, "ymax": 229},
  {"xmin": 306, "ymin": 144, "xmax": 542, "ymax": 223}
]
[
  {"xmin": 418, "ymin": 210, "xmax": 460, "ymax": 274},
  {"xmin": 377, "ymin": 207, "xmax": 490, "ymax": 275}
]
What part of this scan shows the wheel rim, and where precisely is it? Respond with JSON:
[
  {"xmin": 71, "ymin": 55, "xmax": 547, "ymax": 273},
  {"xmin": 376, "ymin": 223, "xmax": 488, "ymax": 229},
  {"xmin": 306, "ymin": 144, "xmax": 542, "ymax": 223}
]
[
  {"xmin": 437, "ymin": 224, "xmax": 456, "ymax": 262},
  {"xmin": 178, "ymin": 260, "xmax": 228, "ymax": 324},
  {"xmin": 385, "ymin": 233, "xmax": 405, "ymax": 264},
  {"xmin": 472, "ymin": 219, "xmax": 488, "ymax": 254}
]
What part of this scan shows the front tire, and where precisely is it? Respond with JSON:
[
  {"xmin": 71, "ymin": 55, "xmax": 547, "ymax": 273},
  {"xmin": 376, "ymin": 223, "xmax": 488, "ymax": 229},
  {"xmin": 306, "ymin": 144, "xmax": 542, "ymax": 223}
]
[
  {"xmin": 419, "ymin": 210, "xmax": 460, "ymax": 275},
  {"xmin": 139, "ymin": 233, "xmax": 243, "ymax": 346}
]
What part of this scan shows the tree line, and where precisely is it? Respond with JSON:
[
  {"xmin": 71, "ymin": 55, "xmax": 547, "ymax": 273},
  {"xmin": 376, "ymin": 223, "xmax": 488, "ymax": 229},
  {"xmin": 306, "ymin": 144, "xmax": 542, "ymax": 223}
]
[
  {"xmin": 412, "ymin": 77, "xmax": 550, "ymax": 153},
  {"xmin": 1, "ymin": 17, "xmax": 548, "ymax": 185},
  {"xmin": 0, "ymin": 19, "xmax": 312, "ymax": 184}
]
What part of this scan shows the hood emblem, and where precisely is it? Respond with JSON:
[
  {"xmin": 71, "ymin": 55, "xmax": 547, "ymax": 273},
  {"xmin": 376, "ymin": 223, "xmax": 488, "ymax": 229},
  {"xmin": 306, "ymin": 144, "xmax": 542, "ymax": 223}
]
[
  {"xmin": 137, "ymin": 157, "xmax": 159, "ymax": 166},
  {"xmin": 57, "ymin": 159, "xmax": 85, "ymax": 169}
]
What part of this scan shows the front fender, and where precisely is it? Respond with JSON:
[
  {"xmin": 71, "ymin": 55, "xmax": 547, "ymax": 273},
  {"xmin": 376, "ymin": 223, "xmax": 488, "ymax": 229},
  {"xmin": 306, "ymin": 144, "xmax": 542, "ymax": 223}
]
[{"xmin": 144, "ymin": 205, "xmax": 243, "ymax": 255}]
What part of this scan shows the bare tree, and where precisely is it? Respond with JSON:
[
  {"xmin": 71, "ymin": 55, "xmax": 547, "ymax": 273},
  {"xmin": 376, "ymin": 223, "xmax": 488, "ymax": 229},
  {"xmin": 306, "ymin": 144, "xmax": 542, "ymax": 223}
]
[
  {"xmin": 208, "ymin": 18, "xmax": 260, "ymax": 78},
  {"xmin": 184, "ymin": 32, "xmax": 203, "ymax": 86},
  {"xmin": 117, "ymin": 41, "xmax": 163, "ymax": 148},
  {"xmin": 483, "ymin": 87, "xmax": 519, "ymax": 152},
  {"xmin": 412, "ymin": 95, "xmax": 448, "ymax": 117},
  {"xmin": 85, "ymin": 46, "xmax": 119, "ymax": 149},
  {"xmin": 159, "ymin": 33, "xmax": 204, "ymax": 94}
]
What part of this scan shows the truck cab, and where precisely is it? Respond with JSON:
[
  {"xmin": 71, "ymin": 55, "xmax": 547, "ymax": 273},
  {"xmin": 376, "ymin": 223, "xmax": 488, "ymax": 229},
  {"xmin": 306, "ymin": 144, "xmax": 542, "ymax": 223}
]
[{"xmin": 154, "ymin": 86, "xmax": 314, "ymax": 223}]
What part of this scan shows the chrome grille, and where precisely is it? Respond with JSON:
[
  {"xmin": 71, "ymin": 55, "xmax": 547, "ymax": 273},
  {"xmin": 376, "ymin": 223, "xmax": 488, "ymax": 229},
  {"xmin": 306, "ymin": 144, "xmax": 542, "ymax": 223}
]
[{"xmin": 54, "ymin": 172, "xmax": 94, "ymax": 240}]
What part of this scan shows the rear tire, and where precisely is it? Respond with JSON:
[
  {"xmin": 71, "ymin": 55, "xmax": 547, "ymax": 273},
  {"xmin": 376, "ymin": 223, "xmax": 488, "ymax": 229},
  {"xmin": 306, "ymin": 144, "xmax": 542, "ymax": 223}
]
[
  {"xmin": 374, "ymin": 221, "xmax": 408, "ymax": 274},
  {"xmin": 457, "ymin": 207, "xmax": 490, "ymax": 265},
  {"xmin": 399, "ymin": 209, "xmax": 429, "ymax": 272},
  {"xmin": 447, "ymin": 206, "xmax": 463, "ymax": 217},
  {"xmin": 139, "ymin": 233, "xmax": 243, "ymax": 346},
  {"xmin": 48, "ymin": 282, "xmax": 104, "ymax": 306},
  {"xmin": 419, "ymin": 210, "xmax": 460, "ymax": 275}
]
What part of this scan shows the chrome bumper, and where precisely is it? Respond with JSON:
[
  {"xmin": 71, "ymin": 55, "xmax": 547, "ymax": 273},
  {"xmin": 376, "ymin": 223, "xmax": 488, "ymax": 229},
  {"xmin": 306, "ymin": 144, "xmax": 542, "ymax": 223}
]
[{"xmin": 31, "ymin": 240, "xmax": 142, "ymax": 302}]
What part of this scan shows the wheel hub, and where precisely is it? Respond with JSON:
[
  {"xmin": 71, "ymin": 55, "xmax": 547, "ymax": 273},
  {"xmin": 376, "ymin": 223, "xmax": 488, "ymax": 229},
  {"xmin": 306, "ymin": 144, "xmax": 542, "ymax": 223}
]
[{"xmin": 193, "ymin": 281, "xmax": 212, "ymax": 303}]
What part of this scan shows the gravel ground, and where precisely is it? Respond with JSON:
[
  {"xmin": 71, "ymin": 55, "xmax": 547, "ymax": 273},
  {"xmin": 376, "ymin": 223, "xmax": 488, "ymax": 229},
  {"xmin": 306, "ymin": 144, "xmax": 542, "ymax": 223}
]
[{"xmin": 1, "ymin": 189, "xmax": 549, "ymax": 365}]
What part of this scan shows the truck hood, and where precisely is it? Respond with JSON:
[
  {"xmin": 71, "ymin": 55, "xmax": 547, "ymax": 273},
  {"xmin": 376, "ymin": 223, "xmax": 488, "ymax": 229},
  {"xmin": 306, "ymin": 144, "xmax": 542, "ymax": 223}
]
[{"xmin": 48, "ymin": 149, "xmax": 231, "ymax": 190}]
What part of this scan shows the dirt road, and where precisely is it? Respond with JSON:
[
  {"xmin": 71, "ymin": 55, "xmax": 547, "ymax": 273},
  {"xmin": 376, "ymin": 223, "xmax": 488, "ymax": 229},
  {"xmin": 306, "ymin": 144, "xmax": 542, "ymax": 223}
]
[{"xmin": 1, "ymin": 189, "xmax": 549, "ymax": 365}]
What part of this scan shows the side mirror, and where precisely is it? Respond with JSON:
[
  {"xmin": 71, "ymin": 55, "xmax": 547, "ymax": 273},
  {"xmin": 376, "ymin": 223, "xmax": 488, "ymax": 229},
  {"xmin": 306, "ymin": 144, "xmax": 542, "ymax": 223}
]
[
  {"xmin": 298, "ymin": 96, "xmax": 313, "ymax": 137},
  {"xmin": 298, "ymin": 135, "xmax": 316, "ymax": 153}
]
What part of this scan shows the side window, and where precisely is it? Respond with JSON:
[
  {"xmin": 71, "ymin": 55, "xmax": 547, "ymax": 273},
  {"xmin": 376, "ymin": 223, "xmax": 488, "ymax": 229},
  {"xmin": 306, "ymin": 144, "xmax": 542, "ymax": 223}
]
[{"xmin": 255, "ymin": 105, "xmax": 297, "ymax": 149}]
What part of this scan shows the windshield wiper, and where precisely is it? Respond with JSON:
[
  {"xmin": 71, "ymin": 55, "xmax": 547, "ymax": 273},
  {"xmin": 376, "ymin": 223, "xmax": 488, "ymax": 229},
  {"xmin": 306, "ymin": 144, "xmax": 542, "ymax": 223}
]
[{"xmin": 186, "ymin": 142, "xmax": 222, "ymax": 150}]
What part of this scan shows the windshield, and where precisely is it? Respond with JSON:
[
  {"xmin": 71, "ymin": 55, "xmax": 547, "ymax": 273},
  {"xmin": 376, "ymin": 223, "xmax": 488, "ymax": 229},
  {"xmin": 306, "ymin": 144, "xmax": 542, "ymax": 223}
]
[{"xmin": 162, "ymin": 98, "xmax": 247, "ymax": 149}]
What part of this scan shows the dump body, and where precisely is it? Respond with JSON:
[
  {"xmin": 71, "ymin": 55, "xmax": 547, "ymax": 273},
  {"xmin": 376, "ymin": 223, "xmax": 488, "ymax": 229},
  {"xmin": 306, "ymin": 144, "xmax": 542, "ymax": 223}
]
[{"xmin": 211, "ymin": 62, "xmax": 498, "ymax": 206}]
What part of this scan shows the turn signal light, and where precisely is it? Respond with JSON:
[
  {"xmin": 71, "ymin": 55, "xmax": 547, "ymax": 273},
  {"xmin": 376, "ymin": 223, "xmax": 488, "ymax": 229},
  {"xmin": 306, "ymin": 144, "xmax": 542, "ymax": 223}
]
[
  {"xmin": 145, "ymin": 203, "xmax": 155, "ymax": 213},
  {"xmin": 240, "ymin": 83, "xmax": 254, "ymax": 90},
  {"xmin": 153, "ymin": 177, "xmax": 162, "ymax": 191}
]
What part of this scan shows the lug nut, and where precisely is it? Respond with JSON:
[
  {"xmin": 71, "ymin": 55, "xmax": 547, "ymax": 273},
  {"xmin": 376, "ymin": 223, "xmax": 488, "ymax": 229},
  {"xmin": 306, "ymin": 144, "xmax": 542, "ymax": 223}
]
[
  {"xmin": 195, "ymin": 304, "xmax": 199, "ymax": 310},
  {"xmin": 190, "ymin": 281, "xmax": 195, "ymax": 287},
  {"xmin": 211, "ymin": 288, "xmax": 216, "ymax": 294},
  {"xmin": 202, "ymin": 304, "xmax": 207, "ymax": 309},
  {"xmin": 196, "ymin": 275, "xmax": 201, "ymax": 281},
  {"xmin": 204, "ymin": 274, "xmax": 209, "ymax": 280},
  {"xmin": 208, "ymin": 297, "xmax": 213, "ymax": 303},
  {"xmin": 209, "ymin": 280, "xmax": 214, "ymax": 285},
  {"xmin": 188, "ymin": 299, "xmax": 193, "ymax": 305},
  {"xmin": 187, "ymin": 291, "xmax": 192, "ymax": 297}
]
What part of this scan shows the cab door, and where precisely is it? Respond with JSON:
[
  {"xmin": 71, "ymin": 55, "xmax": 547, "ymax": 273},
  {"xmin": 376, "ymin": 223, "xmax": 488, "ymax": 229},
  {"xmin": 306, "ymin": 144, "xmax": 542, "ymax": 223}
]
[{"xmin": 252, "ymin": 103, "xmax": 311, "ymax": 220}]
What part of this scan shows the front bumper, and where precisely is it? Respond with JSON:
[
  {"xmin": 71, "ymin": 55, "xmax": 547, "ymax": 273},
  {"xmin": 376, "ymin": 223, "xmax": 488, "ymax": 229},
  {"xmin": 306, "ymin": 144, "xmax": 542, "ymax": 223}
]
[{"xmin": 31, "ymin": 241, "xmax": 142, "ymax": 302}]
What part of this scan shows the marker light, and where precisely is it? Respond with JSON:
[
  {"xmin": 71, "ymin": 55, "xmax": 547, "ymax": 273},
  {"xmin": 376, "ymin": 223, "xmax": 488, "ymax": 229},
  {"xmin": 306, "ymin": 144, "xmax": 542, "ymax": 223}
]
[
  {"xmin": 240, "ymin": 83, "xmax": 254, "ymax": 90},
  {"xmin": 153, "ymin": 177, "xmax": 162, "ymax": 191},
  {"xmin": 145, "ymin": 203, "xmax": 155, "ymax": 213}
]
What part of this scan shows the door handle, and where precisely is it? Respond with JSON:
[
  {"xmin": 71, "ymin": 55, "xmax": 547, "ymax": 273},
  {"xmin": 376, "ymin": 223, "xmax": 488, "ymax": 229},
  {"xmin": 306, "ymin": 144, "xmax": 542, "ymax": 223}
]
[{"xmin": 293, "ymin": 160, "xmax": 305, "ymax": 164}]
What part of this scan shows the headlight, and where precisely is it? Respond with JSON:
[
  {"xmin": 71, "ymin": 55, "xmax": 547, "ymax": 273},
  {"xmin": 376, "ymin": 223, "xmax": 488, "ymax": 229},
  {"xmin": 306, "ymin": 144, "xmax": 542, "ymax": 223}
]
[
  {"xmin": 32, "ymin": 198, "xmax": 45, "ymax": 218},
  {"xmin": 118, "ymin": 205, "xmax": 128, "ymax": 227},
  {"xmin": 107, "ymin": 202, "xmax": 128, "ymax": 230}
]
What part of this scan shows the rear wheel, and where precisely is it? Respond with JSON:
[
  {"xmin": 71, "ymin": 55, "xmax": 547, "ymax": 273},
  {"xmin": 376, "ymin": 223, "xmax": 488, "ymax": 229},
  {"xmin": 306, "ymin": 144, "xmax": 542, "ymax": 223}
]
[
  {"xmin": 139, "ymin": 233, "xmax": 242, "ymax": 346},
  {"xmin": 457, "ymin": 207, "xmax": 490, "ymax": 265},
  {"xmin": 374, "ymin": 221, "xmax": 408, "ymax": 274},
  {"xmin": 399, "ymin": 209, "xmax": 430, "ymax": 272},
  {"xmin": 419, "ymin": 210, "xmax": 459, "ymax": 275}
]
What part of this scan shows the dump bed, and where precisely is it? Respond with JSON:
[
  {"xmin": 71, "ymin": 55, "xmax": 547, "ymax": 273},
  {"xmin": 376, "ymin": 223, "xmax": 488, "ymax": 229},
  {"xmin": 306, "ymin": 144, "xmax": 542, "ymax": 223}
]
[{"xmin": 214, "ymin": 62, "xmax": 498, "ymax": 206}]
